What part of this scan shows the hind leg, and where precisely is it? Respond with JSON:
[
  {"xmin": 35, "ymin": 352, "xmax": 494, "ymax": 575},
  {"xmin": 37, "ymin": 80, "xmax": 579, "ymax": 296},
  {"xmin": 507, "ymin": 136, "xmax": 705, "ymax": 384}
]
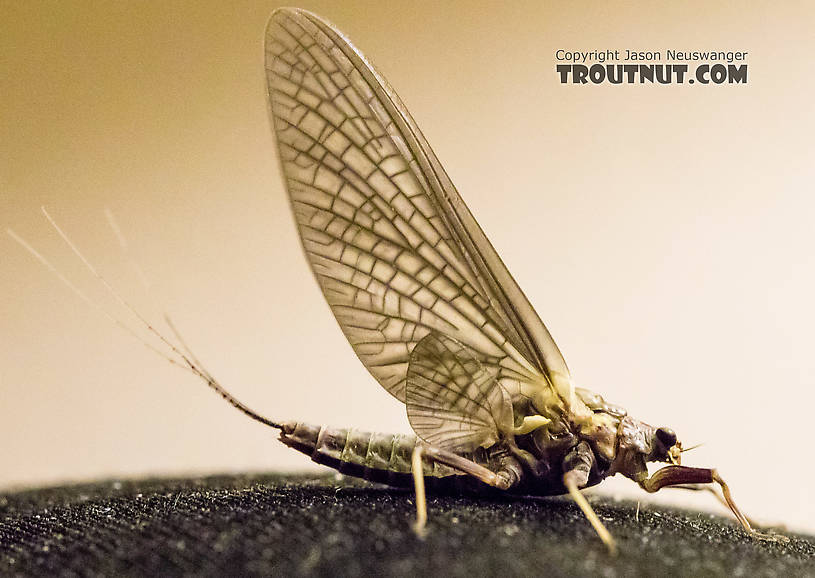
[{"xmin": 410, "ymin": 442, "xmax": 519, "ymax": 536}]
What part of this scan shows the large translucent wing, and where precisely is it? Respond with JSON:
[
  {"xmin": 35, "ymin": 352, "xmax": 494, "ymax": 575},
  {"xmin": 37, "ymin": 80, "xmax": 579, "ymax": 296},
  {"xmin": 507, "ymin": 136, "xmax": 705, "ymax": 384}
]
[
  {"xmin": 265, "ymin": 8, "xmax": 571, "ymax": 405},
  {"xmin": 406, "ymin": 332, "xmax": 514, "ymax": 453}
]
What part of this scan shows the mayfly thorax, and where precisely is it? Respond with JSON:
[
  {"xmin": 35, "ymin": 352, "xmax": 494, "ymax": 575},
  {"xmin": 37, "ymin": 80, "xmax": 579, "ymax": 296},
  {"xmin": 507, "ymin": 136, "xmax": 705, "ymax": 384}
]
[{"xmin": 11, "ymin": 7, "xmax": 786, "ymax": 555}]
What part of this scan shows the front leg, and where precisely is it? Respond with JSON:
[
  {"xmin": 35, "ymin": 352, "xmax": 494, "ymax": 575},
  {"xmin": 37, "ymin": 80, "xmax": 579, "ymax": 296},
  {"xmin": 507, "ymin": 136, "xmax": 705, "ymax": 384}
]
[
  {"xmin": 659, "ymin": 482, "xmax": 760, "ymax": 528},
  {"xmin": 562, "ymin": 441, "xmax": 617, "ymax": 555},
  {"xmin": 639, "ymin": 465, "xmax": 787, "ymax": 542}
]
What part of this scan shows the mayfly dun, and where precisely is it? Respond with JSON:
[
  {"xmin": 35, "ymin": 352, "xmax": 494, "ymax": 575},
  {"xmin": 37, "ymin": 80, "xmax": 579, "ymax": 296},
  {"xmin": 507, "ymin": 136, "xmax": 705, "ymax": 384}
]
[{"xmin": 10, "ymin": 7, "xmax": 785, "ymax": 555}]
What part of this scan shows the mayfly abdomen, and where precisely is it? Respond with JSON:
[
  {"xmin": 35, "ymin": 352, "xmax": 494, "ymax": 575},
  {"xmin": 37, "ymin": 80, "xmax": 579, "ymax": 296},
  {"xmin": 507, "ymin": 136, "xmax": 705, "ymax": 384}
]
[{"xmin": 279, "ymin": 422, "xmax": 466, "ymax": 487}]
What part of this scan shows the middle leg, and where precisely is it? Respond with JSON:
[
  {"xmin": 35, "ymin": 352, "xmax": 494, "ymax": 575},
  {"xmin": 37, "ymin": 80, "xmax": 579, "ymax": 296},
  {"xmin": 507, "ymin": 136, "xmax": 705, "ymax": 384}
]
[{"xmin": 562, "ymin": 441, "xmax": 617, "ymax": 555}]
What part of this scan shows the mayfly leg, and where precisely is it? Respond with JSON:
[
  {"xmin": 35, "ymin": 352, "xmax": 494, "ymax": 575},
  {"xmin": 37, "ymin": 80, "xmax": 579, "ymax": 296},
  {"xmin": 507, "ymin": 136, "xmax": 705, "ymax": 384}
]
[
  {"xmin": 664, "ymin": 483, "xmax": 760, "ymax": 528},
  {"xmin": 639, "ymin": 465, "xmax": 788, "ymax": 542},
  {"xmin": 410, "ymin": 442, "xmax": 517, "ymax": 537},
  {"xmin": 563, "ymin": 474, "xmax": 616, "ymax": 555},
  {"xmin": 411, "ymin": 445, "xmax": 428, "ymax": 535},
  {"xmin": 563, "ymin": 442, "xmax": 617, "ymax": 556},
  {"xmin": 413, "ymin": 439, "xmax": 620, "ymax": 555}
]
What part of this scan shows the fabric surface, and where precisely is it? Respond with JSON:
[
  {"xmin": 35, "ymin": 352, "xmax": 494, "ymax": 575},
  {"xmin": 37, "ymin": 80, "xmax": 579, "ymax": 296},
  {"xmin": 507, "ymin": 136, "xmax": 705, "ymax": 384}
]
[{"xmin": 1, "ymin": 473, "xmax": 812, "ymax": 577}]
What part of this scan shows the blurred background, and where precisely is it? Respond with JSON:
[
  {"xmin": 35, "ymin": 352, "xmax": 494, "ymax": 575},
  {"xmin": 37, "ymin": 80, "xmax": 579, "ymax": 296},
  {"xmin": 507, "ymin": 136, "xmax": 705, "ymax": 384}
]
[{"xmin": 3, "ymin": 1, "xmax": 814, "ymax": 533}]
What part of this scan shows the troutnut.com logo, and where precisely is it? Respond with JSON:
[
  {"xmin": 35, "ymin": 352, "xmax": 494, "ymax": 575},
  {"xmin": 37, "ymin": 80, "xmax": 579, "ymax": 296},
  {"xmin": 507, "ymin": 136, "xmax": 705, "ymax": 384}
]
[{"xmin": 556, "ymin": 50, "xmax": 748, "ymax": 85}]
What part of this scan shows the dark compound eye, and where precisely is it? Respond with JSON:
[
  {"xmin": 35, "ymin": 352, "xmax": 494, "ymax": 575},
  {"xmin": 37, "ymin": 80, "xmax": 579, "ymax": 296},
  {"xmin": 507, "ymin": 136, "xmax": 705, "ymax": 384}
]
[{"xmin": 656, "ymin": 427, "xmax": 677, "ymax": 448}]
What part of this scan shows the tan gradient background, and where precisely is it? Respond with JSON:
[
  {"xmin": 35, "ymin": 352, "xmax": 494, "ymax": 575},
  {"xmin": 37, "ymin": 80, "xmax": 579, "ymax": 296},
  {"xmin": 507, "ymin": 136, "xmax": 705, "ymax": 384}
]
[{"xmin": 2, "ymin": 1, "xmax": 814, "ymax": 533}]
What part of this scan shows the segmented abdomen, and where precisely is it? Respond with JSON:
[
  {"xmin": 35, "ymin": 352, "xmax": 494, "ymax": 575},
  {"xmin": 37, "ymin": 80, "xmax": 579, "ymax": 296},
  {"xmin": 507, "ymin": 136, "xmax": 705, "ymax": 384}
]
[{"xmin": 279, "ymin": 422, "xmax": 470, "ymax": 487}]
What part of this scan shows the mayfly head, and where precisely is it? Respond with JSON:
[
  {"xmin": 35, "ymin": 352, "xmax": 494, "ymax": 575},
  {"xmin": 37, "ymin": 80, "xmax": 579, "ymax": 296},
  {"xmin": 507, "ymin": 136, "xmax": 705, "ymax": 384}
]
[
  {"xmin": 638, "ymin": 423, "xmax": 683, "ymax": 469},
  {"xmin": 653, "ymin": 426, "xmax": 682, "ymax": 465}
]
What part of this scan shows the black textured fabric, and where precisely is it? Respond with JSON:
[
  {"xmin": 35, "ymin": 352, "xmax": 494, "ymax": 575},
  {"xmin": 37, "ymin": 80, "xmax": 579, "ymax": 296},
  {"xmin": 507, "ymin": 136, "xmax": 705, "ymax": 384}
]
[{"xmin": 1, "ymin": 473, "xmax": 812, "ymax": 577}]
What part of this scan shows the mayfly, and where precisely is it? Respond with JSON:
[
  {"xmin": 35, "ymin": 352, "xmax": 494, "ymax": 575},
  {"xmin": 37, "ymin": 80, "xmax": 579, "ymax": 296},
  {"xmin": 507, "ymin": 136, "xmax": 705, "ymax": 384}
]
[
  {"xmin": 255, "ymin": 8, "xmax": 785, "ymax": 553},
  {"xmin": 12, "ymin": 7, "xmax": 779, "ymax": 555}
]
